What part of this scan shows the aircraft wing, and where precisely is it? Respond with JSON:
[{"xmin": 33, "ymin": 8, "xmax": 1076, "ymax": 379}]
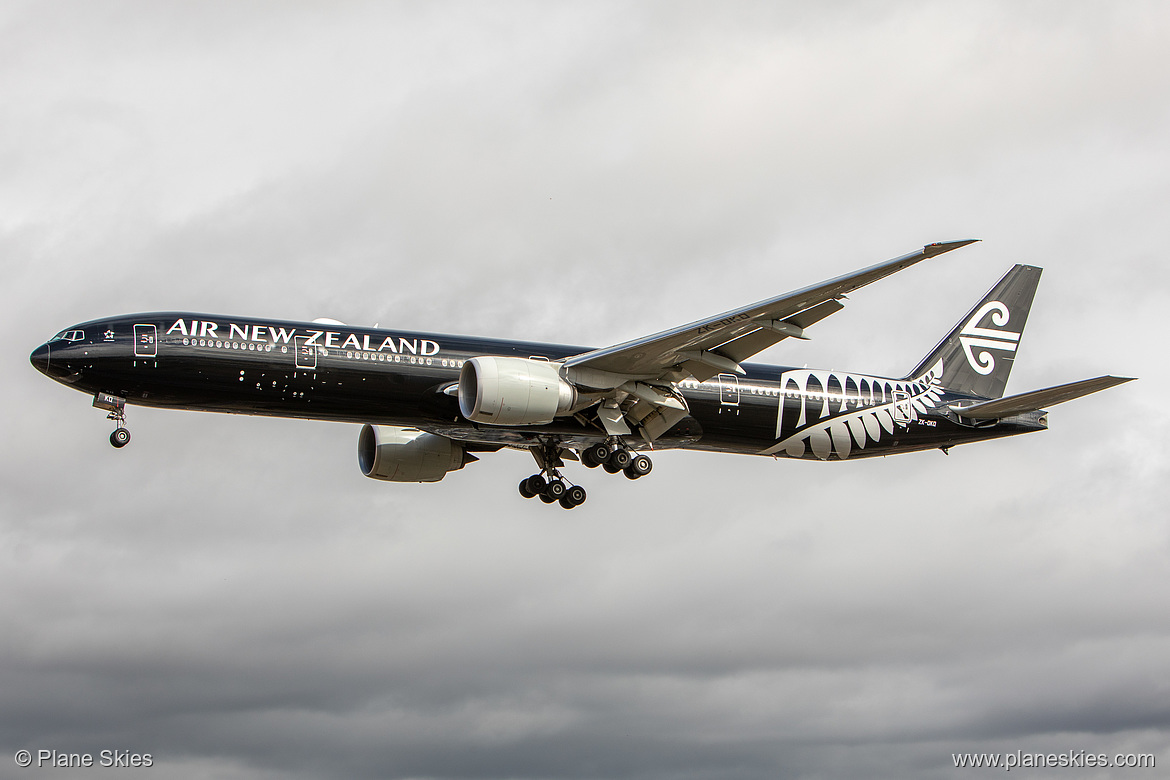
[
  {"xmin": 950, "ymin": 375, "xmax": 1136, "ymax": 419},
  {"xmin": 564, "ymin": 240, "xmax": 978, "ymax": 384}
]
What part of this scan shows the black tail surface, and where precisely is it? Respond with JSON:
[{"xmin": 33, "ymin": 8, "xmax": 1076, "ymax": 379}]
[{"xmin": 906, "ymin": 264, "xmax": 1042, "ymax": 399}]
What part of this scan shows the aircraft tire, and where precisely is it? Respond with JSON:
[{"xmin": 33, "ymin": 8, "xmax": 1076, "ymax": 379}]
[
  {"xmin": 565, "ymin": 485, "xmax": 587, "ymax": 506},
  {"xmin": 602, "ymin": 462, "xmax": 621, "ymax": 474},
  {"xmin": 581, "ymin": 451, "xmax": 599, "ymax": 468},
  {"xmin": 559, "ymin": 495, "xmax": 576, "ymax": 509},
  {"xmin": 110, "ymin": 428, "xmax": 131, "ymax": 448},
  {"xmin": 584, "ymin": 442, "xmax": 610, "ymax": 466},
  {"xmin": 608, "ymin": 448, "xmax": 632, "ymax": 470},
  {"xmin": 544, "ymin": 479, "xmax": 567, "ymax": 500},
  {"xmin": 629, "ymin": 454, "xmax": 652, "ymax": 477},
  {"xmin": 519, "ymin": 479, "xmax": 537, "ymax": 499},
  {"xmin": 524, "ymin": 474, "xmax": 547, "ymax": 494},
  {"xmin": 539, "ymin": 492, "xmax": 557, "ymax": 503}
]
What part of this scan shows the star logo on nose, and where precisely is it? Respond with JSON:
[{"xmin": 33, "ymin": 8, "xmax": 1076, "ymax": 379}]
[{"xmin": 104, "ymin": 330, "xmax": 115, "ymax": 341}]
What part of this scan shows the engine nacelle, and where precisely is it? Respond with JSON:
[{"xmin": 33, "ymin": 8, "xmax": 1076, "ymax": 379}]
[
  {"xmin": 358, "ymin": 424, "xmax": 472, "ymax": 483},
  {"xmin": 458, "ymin": 356, "xmax": 577, "ymax": 426}
]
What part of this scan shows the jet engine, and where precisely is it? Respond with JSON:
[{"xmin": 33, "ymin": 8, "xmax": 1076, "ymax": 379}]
[
  {"xmin": 458, "ymin": 356, "xmax": 577, "ymax": 425},
  {"xmin": 358, "ymin": 424, "xmax": 475, "ymax": 482}
]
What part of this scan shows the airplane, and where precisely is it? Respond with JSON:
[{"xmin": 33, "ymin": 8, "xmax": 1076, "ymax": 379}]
[{"xmin": 30, "ymin": 240, "xmax": 1133, "ymax": 509}]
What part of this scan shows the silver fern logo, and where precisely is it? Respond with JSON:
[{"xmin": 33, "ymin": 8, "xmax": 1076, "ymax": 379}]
[
  {"xmin": 959, "ymin": 301, "xmax": 1019, "ymax": 375},
  {"xmin": 762, "ymin": 361, "xmax": 946, "ymax": 460}
]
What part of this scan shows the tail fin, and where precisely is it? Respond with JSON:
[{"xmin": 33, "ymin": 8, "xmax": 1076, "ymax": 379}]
[{"xmin": 905, "ymin": 264, "xmax": 1042, "ymax": 399}]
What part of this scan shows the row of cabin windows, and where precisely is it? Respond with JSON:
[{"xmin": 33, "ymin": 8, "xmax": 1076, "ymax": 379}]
[{"xmin": 678, "ymin": 378, "xmax": 903, "ymax": 404}]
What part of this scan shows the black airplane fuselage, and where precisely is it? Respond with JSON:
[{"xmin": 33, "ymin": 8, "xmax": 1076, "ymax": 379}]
[{"xmin": 30, "ymin": 312, "xmax": 1044, "ymax": 460}]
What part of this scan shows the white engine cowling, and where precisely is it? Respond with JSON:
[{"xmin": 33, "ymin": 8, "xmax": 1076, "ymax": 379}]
[
  {"xmin": 458, "ymin": 356, "xmax": 577, "ymax": 425},
  {"xmin": 358, "ymin": 424, "xmax": 471, "ymax": 482}
]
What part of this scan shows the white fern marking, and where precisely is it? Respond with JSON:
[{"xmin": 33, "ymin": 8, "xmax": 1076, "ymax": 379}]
[{"xmin": 764, "ymin": 361, "xmax": 945, "ymax": 459}]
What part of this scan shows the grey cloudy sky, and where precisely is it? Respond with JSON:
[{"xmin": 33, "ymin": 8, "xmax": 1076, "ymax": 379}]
[{"xmin": 2, "ymin": 2, "xmax": 1168, "ymax": 778}]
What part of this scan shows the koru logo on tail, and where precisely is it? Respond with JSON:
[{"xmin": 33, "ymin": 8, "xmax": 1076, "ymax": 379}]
[{"xmin": 959, "ymin": 301, "xmax": 1020, "ymax": 375}]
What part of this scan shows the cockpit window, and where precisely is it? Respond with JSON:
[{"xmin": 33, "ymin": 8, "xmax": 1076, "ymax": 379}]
[{"xmin": 50, "ymin": 330, "xmax": 85, "ymax": 343}]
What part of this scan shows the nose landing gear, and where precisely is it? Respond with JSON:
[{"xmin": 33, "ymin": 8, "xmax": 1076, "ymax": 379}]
[
  {"xmin": 94, "ymin": 392, "xmax": 130, "ymax": 449},
  {"xmin": 110, "ymin": 425, "xmax": 131, "ymax": 448}
]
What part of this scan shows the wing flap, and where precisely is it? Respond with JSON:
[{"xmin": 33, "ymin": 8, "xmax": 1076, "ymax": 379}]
[
  {"xmin": 951, "ymin": 376, "xmax": 1135, "ymax": 419},
  {"xmin": 714, "ymin": 299, "xmax": 846, "ymax": 365}
]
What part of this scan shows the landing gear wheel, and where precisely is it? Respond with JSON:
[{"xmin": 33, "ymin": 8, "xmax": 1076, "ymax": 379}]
[
  {"xmin": 110, "ymin": 428, "xmax": 131, "ymax": 448},
  {"xmin": 565, "ymin": 485, "xmax": 587, "ymax": 506},
  {"xmin": 602, "ymin": 462, "xmax": 621, "ymax": 474},
  {"xmin": 584, "ymin": 442, "xmax": 610, "ymax": 467},
  {"xmin": 523, "ymin": 442, "xmax": 589, "ymax": 509},
  {"xmin": 608, "ymin": 448, "xmax": 632, "ymax": 470},
  {"xmin": 624, "ymin": 454, "xmax": 652, "ymax": 479}
]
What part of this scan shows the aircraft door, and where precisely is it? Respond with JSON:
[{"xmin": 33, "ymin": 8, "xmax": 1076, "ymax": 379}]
[
  {"xmin": 718, "ymin": 373, "xmax": 740, "ymax": 412},
  {"xmin": 295, "ymin": 336, "xmax": 317, "ymax": 369},
  {"xmin": 133, "ymin": 324, "xmax": 157, "ymax": 357},
  {"xmin": 893, "ymin": 390, "xmax": 911, "ymax": 424}
]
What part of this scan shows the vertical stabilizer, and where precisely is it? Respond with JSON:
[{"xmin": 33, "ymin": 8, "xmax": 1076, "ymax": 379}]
[{"xmin": 905, "ymin": 264, "xmax": 1042, "ymax": 399}]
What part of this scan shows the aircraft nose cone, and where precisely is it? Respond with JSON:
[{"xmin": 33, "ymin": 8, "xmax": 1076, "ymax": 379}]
[{"xmin": 30, "ymin": 343, "xmax": 50, "ymax": 375}]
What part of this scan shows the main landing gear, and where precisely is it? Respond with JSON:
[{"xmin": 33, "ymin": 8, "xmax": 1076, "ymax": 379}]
[
  {"xmin": 519, "ymin": 442, "xmax": 587, "ymax": 509},
  {"xmin": 518, "ymin": 473, "xmax": 588, "ymax": 509},
  {"xmin": 519, "ymin": 440, "xmax": 654, "ymax": 508},
  {"xmin": 580, "ymin": 441, "xmax": 652, "ymax": 480}
]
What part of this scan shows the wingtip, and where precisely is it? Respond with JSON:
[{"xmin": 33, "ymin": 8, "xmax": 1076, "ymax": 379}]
[{"xmin": 923, "ymin": 239, "xmax": 980, "ymax": 257}]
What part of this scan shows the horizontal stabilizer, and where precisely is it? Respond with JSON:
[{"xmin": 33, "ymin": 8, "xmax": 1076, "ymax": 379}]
[{"xmin": 951, "ymin": 376, "xmax": 1135, "ymax": 419}]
